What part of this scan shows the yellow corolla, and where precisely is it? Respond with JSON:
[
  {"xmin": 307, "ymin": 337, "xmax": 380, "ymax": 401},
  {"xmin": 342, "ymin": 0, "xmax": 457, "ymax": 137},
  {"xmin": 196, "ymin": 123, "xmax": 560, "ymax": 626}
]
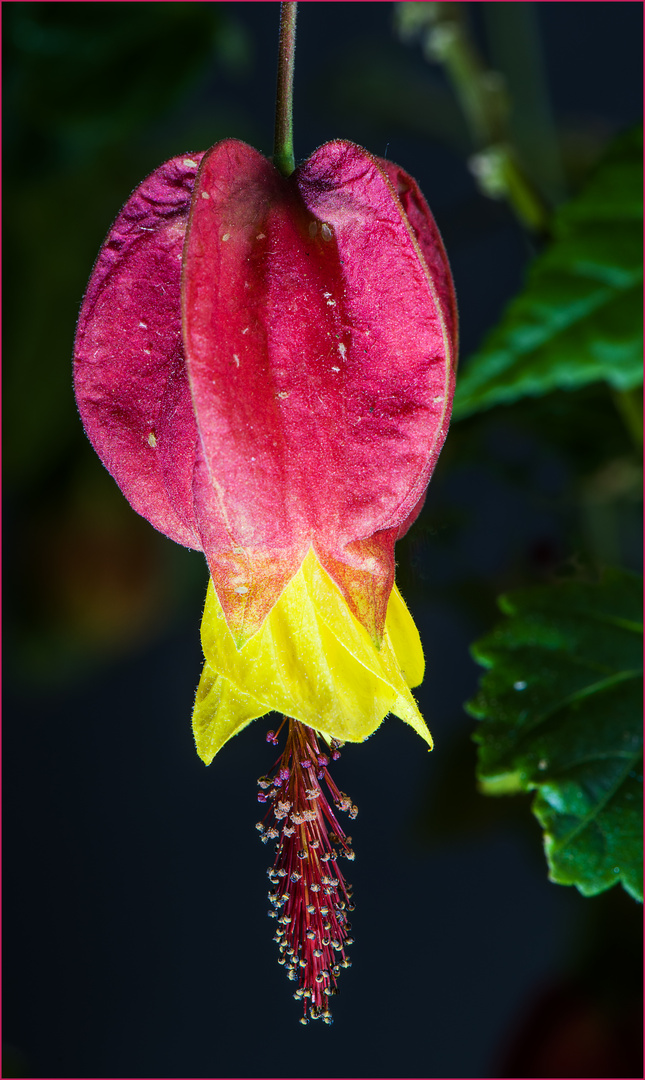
[{"xmin": 192, "ymin": 548, "xmax": 431, "ymax": 765}]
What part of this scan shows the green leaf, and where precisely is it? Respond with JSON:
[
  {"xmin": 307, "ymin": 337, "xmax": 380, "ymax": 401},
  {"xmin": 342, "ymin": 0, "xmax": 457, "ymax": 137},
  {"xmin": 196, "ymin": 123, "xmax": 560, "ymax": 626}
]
[
  {"xmin": 467, "ymin": 568, "xmax": 643, "ymax": 901},
  {"xmin": 453, "ymin": 127, "xmax": 643, "ymax": 419}
]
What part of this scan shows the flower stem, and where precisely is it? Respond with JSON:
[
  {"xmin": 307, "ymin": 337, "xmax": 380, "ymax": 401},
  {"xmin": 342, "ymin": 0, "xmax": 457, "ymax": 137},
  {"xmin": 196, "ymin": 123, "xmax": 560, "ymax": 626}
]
[
  {"xmin": 396, "ymin": 1, "xmax": 551, "ymax": 235},
  {"xmin": 612, "ymin": 387, "xmax": 644, "ymax": 449},
  {"xmin": 273, "ymin": 2, "xmax": 298, "ymax": 177}
]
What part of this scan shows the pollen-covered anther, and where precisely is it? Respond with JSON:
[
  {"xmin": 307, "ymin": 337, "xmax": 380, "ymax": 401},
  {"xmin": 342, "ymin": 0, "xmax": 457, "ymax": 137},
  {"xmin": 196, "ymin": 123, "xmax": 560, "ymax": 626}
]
[{"xmin": 257, "ymin": 717, "xmax": 356, "ymax": 1023}]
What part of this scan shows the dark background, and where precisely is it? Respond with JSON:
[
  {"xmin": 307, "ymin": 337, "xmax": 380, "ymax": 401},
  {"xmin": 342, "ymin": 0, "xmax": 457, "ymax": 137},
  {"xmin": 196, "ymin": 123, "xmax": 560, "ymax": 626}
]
[{"xmin": 3, "ymin": 3, "xmax": 642, "ymax": 1078}]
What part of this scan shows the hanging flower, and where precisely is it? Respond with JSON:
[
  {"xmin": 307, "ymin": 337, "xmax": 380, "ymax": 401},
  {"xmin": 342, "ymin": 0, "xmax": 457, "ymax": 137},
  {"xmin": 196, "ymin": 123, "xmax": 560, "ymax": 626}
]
[{"xmin": 74, "ymin": 136, "xmax": 457, "ymax": 1021}]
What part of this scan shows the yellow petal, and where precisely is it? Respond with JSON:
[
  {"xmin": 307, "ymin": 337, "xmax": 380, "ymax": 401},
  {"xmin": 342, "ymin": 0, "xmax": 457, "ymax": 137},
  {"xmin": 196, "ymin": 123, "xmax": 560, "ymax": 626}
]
[
  {"xmin": 302, "ymin": 551, "xmax": 430, "ymax": 742},
  {"xmin": 385, "ymin": 583, "xmax": 425, "ymax": 689},
  {"xmin": 192, "ymin": 661, "xmax": 267, "ymax": 765},
  {"xmin": 193, "ymin": 548, "xmax": 432, "ymax": 762}
]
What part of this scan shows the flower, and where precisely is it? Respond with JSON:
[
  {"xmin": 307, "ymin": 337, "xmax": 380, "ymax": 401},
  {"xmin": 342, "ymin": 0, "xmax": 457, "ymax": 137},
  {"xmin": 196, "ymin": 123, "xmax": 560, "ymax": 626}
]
[
  {"xmin": 74, "ymin": 136, "xmax": 457, "ymax": 1021},
  {"xmin": 74, "ymin": 137, "xmax": 457, "ymax": 754}
]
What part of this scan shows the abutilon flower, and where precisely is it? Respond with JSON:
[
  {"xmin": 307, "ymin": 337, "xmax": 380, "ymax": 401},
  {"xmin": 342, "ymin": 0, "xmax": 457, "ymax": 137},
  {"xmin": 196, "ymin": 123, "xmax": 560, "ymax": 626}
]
[{"xmin": 74, "ymin": 136, "xmax": 457, "ymax": 1022}]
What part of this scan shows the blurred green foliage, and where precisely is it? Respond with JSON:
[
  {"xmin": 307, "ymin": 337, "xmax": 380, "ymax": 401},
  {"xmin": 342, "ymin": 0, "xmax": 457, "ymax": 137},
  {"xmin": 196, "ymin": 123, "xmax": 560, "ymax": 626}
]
[
  {"xmin": 454, "ymin": 128, "xmax": 644, "ymax": 418},
  {"xmin": 392, "ymin": 3, "xmax": 643, "ymax": 904},
  {"xmin": 4, "ymin": 2, "xmax": 247, "ymax": 164},
  {"xmin": 3, "ymin": 2, "xmax": 255, "ymax": 680},
  {"xmin": 3, "ymin": 2, "xmax": 251, "ymax": 487}
]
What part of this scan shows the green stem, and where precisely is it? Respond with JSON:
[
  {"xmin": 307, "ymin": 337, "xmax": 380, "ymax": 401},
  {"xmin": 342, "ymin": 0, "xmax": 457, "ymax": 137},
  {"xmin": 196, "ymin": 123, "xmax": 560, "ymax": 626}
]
[
  {"xmin": 396, "ymin": 1, "xmax": 550, "ymax": 235},
  {"xmin": 500, "ymin": 151, "xmax": 551, "ymax": 233},
  {"xmin": 612, "ymin": 387, "xmax": 644, "ymax": 449},
  {"xmin": 273, "ymin": 1, "xmax": 297, "ymax": 177}
]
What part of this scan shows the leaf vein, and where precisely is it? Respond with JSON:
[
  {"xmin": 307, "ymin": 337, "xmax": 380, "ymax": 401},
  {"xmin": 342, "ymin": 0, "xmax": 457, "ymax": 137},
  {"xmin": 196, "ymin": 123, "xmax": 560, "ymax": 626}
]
[{"xmin": 546, "ymin": 751, "xmax": 641, "ymax": 854}]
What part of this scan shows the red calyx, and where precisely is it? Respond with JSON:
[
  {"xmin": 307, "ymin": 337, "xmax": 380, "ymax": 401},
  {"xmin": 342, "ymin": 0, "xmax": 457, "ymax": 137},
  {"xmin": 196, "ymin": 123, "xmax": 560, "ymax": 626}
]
[{"xmin": 74, "ymin": 139, "xmax": 457, "ymax": 645}]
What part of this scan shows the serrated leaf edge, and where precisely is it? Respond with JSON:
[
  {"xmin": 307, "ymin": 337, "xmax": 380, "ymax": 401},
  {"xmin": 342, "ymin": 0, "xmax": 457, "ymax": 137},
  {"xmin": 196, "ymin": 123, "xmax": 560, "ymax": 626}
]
[{"xmin": 536, "ymin": 751, "xmax": 642, "ymax": 899}]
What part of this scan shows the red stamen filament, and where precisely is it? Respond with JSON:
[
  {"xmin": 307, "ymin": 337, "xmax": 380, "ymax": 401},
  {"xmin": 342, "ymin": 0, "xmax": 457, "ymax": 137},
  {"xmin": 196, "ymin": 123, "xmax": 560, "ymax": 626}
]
[{"xmin": 256, "ymin": 717, "xmax": 357, "ymax": 1024}]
